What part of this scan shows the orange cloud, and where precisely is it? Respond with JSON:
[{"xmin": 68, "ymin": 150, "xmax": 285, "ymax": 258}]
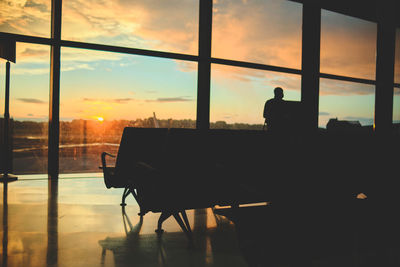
[
  {"xmin": 320, "ymin": 78, "xmax": 375, "ymax": 96},
  {"xmin": 212, "ymin": 0, "xmax": 302, "ymax": 69},
  {"xmin": 1, "ymin": 0, "xmax": 386, "ymax": 99},
  {"xmin": 61, "ymin": 0, "xmax": 198, "ymax": 55},
  {"xmin": 321, "ymin": 10, "xmax": 377, "ymax": 80},
  {"xmin": 0, "ymin": 0, "xmax": 50, "ymax": 37}
]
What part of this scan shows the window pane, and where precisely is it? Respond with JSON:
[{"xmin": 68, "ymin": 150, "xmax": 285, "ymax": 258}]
[
  {"xmin": 0, "ymin": 43, "xmax": 50, "ymax": 174},
  {"xmin": 395, "ymin": 28, "xmax": 400, "ymax": 84},
  {"xmin": 212, "ymin": 0, "xmax": 302, "ymax": 69},
  {"xmin": 394, "ymin": 30, "xmax": 399, "ymax": 125},
  {"xmin": 394, "ymin": 88, "xmax": 400, "ymax": 124},
  {"xmin": 62, "ymin": 0, "xmax": 199, "ymax": 55},
  {"xmin": 0, "ymin": 0, "xmax": 51, "ymax": 37},
  {"xmin": 321, "ymin": 10, "xmax": 377, "ymax": 80},
  {"xmin": 210, "ymin": 64, "xmax": 301, "ymax": 129},
  {"xmin": 319, "ymin": 78, "xmax": 374, "ymax": 128},
  {"xmin": 60, "ymin": 47, "xmax": 197, "ymax": 174}
]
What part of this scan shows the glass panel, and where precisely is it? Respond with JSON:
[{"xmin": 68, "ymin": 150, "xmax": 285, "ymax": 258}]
[
  {"xmin": 210, "ymin": 64, "xmax": 301, "ymax": 129},
  {"xmin": 0, "ymin": 62, "xmax": 4, "ymax": 115},
  {"xmin": 60, "ymin": 47, "xmax": 197, "ymax": 174},
  {"xmin": 0, "ymin": 43, "xmax": 50, "ymax": 174},
  {"xmin": 321, "ymin": 10, "xmax": 377, "ymax": 80},
  {"xmin": 62, "ymin": 0, "xmax": 199, "ymax": 55},
  {"xmin": 212, "ymin": 0, "xmax": 302, "ymax": 69},
  {"xmin": 319, "ymin": 78, "xmax": 375, "ymax": 128},
  {"xmin": 395, "ymin": 28, "xmax": 400, "ymax": 84},
  {"xmin": 0, "ymin": 0, "xmax": 51, "ymax": 37},
  {"xmin": 393, "ymin": 29, "xmax": 399, "ymax": 125},
  {"xmin": 394, "ymin": 88, "xmax": 400, "ymax": 124}
]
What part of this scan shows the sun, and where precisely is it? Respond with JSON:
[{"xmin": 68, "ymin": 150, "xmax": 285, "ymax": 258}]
[{"xmin": 97, "ymin": 117, "xmax": 104, "ymax": 122}]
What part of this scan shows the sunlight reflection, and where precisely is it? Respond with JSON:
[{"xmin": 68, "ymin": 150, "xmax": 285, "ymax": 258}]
[{"xmin": 205, "ymin": 236, "xmax": 214, "ymax": 265}]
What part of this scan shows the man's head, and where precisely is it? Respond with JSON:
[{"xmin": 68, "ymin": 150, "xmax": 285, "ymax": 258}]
[{"xmin": 274, "ymin": 87, "xmax": 284, "ymax": 99}]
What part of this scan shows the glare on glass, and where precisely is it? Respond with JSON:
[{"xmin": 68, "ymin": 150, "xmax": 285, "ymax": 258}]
[
  {"xmin": 59, "ymin": 47, "xmax": 197, "ymax": 174},
  {"xmin": 4, "ymin": 43, "xmax": 50, "ymax": 175}
]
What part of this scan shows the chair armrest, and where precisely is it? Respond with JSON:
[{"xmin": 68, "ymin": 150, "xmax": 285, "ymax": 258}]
[
  {"xmin": 101, "ymin": 152, "xmax": 116, "ymax": 169},
  {"xmin": 101, "ymin": 152, "xmax": 116, "ymax": 188}
]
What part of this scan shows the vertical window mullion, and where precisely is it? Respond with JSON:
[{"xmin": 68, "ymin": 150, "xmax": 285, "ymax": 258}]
[
  {"xmin": 374, "ymin": 5, "xmax": 396, "ymax": 134},
  {"xmin": 196, "ymin": 0, "xmax": 213, "ymax": 130},
  {"xmin": 301, "ymin": 3, "xmax": 321, "ymax": 132},
  {"xmin": 49, "ymin": 0, "xmax": 62, "ymax": 179}
]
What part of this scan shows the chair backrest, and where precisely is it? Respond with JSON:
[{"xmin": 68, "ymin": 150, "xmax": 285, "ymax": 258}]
[
  {"xmin": 114, "ymin": 127, "xmax": 169, "ymax": 185},
  {"xmin": 162, "ymin": 128, "xmax": 204, "ymax": 165}
]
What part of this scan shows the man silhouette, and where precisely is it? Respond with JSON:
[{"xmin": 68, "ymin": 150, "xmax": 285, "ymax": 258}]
[{"xmin": 263, "ymin": 87, "xmax": 286, "ymax": 132}]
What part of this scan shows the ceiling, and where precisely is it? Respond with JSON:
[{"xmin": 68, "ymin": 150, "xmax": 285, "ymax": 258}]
[{"xmin": 290, "ymin": 0, "xmax": 400, "ymax": 27}]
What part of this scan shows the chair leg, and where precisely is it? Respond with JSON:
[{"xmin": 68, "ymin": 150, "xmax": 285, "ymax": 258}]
[
  {"xmin": 121, "ymin": 187, "xmax": 130, "ymax": 206},
  {"xmin": 173, "ymin": 211, "xmax": 193, "ymax": 241},
  {"xmin": 156, "ymin": 212, "xmax": 172, "ymax": 235},
  {"xmin": 180, "ymin": 210, "xmax": 192, "ymax": 234},
  {"xmin": 129, "ymin": 189, "xmax": 146, "ymax": 216}
]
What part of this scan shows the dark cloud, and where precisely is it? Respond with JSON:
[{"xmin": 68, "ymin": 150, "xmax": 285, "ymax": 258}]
[
  {"xmin": 343, "ymin": 116, "xmax": 373, "ymax": 126},
  {"xmin": 82, "ymin": 98, "xmax": 134, "ymax": 103},
  {"xmin": 112, "ymin": 98, "xmax": 133, "ymax": 103},
  {"xmin": 320, "ymin": 79, "xmax": 375, "ymax": 96},
  {"xmin": 146, "ymin": 97, "xmax": 192, "ymax": 103},
  {"xmin": 319, "ymin": 112, "xmax": 330, "ymax": 116},
  {"xmin": 18, "ymin": 98, "xmax": 46, "ymax": 104},
  {"xmin": 20, "ymin": 48, "xmax": 48, "ymax": 57},
  {"xmin": 24, "ymin": 0, "xmax": 49, "ymax": 12}
]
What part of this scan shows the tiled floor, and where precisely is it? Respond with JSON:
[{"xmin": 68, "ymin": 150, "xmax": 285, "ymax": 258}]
[{"xmin": 1, "ymin": 174, "xmax": 249, "ymax": 267}]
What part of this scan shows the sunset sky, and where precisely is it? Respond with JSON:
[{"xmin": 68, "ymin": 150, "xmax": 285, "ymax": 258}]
[{"xmin": 0, "ymin": 0, "xmax": 399, "ymax": 127}]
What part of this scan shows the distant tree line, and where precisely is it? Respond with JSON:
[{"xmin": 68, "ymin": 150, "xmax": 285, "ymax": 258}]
[{"xmin": 5, "ymin": 117, "xmax": 264, "ymax": 145}]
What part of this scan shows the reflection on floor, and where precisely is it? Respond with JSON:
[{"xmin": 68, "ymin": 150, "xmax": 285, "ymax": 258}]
[
  {"xmin": 2, "ymin": 174, "xmax": 400, "ymax": 267},
  {"xmin": 1, "ymin": 174, "xmax": 248, "ymax": 267}
]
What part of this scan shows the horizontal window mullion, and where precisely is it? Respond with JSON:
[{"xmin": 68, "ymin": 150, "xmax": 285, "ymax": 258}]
[
  {"xmin": 211, "ymin": 57, "xmax": 302, "ymax": 76},
  {"xmin": 0, "ymin": 32, "xmax": 54, "ymax": 46},
  {"xmin": 60, "ymin": 40, "xmax": 199, "ymax": 62},
  {"xmin": 0, "ymin": 32, "xmax": 199, "ymax": 62},
  {"xmin": 319, "ymin": 72, "xmax": 376, "ymax": 85}
]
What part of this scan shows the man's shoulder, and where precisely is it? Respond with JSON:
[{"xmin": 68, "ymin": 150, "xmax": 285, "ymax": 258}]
[{"xmin": 266, "ymin": 98, "xmax": 274, "ymax": 104}]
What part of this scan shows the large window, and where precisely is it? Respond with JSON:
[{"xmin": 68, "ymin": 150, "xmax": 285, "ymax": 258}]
[
  {"xmin": 59, "ymin": 47, "xmax": 197, "ymax": 173},
  {"xmin": 319, "ymin": 9, "xmax": 377, "ymax": 128},
  {"xmin": 321, "ymin": 10, "xmax": 377, "ymax": 80},
  {"xmin": 319, "ymin": 79, "xmax": 374, "ymax": 128},
  {"xmin": 210, "ymin": 64, "xmax": 301, "ymax": 129},
  {"xmin": 62, "ymin": 0, "xmax": 199, "ymax": 55},
  {"xmin": 1, "ymin": 1, "xmax": 399, "ymax": 176},
  {"xmin": 212, "ymin": 0, "xmax": 302, "ymax": 69},
  {"xmin": 0, "ymin": 0, "xmax": 51, "ymax": 37}
]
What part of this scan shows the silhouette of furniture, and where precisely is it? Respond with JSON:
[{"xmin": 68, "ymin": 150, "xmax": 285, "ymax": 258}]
[
  {"xmin": 101, "ymin": 126, "xmax": 400, "ymax": 245},
  {"xmin": 101, "ymin": 127, "xmax": 272, "ymax": 240},
  {"xmin": 263, "ymin": 100, "xmax": 304, "ymax": 132}
]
